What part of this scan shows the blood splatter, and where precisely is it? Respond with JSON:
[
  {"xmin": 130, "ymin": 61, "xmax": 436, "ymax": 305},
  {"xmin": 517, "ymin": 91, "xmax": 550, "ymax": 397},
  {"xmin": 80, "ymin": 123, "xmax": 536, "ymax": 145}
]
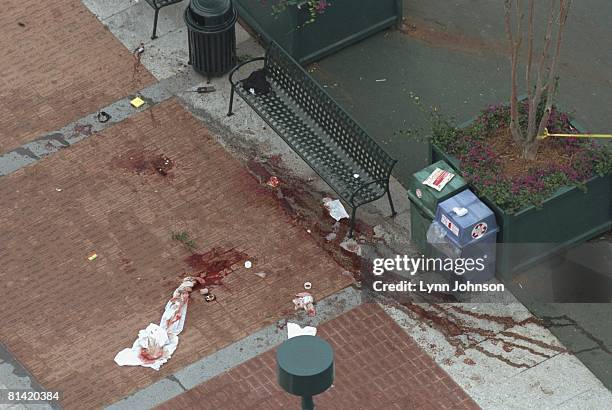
[
  {"xmin": 112, "ymin": 149, "xmax": 175, "ymax": 177},
  {"xmin": 402, "ymin": 303, "xmax": 463, "ymax": 337},
  {"xmin": 151, "ymin": 155, "xmax": 174, "ymax": 176},
  {"xmin": 395, "ymin": 302, "xmax": 573, "ymax": 369},
  {"xmin": 185, "ymin": 247, "xmax": 249, "ymax": 288},
  {"xmin": 139, "ymin": 348, "xmax": 163, "ymax": 363},
  {"xmin": 72, "ymin": 124, "xmax": 93, "ymax": 137},
  {"xmin": 244, "ymin": 158, "xmax": 367, "ymax": 277}
]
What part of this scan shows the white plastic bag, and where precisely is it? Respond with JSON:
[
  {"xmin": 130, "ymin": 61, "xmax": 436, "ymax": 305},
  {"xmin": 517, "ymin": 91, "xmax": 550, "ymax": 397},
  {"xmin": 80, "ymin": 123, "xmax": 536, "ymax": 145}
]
[{"xmin": 322, "ymin": 198, "xmax": 350, "ymax": 221}]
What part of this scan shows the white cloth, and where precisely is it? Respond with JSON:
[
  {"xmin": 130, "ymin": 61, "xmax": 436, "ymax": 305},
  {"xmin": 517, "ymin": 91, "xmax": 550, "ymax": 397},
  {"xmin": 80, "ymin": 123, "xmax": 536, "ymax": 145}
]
[
  {"xmin": 114, "ymin": 324, "xmax": 178, "ymax": 371},
  {"xmin": 114, "ymin": 277, "xmax": 196, "ymax": 370}
]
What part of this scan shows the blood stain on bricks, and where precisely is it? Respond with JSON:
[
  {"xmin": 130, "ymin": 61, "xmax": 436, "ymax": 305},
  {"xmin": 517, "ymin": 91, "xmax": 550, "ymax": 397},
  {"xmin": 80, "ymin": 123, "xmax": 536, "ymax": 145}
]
[
  {"xmin": 72, "ymin": 123, "xmax": 93, "ymax": 137},
  {"xmin": 120, "ymin": 258, "xmax": 136, "ymax": 274},
  {"xmin": 151, "ymin": 155, "xmax": 174, "ymax": 176},
  {"xmin": 185, "ymin": 247, "xmax": 249, "ymax": 287},
  {"xmin": 112, "ymin": 149, "xmax": 174, "ymax": 177},
  {"xmin": 244, "ymin": 158, "xmax": 374, "ymax": 281}
]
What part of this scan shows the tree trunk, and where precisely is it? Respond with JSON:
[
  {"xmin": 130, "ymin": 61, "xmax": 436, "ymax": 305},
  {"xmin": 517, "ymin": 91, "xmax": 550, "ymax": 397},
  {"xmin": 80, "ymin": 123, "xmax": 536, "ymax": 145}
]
[
  {"xmin": 525, "ymin": 0, "xmax": 555, "ymax": 145},
  {"xmin": 522, "ymin": 139, "xmax": 539, "ymax": 160},
  {"xmin": 504, "ymin": 0, "xmax": 524, "ymax": 143}
]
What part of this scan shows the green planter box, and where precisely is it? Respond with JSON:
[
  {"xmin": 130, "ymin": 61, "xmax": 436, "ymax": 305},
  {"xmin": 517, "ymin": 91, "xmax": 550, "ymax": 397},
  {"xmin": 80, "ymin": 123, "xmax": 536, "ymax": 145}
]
[
  {"xmin": 430, "ymin": 140, "xmax": 612, "ymax": 278},
  {"xmin": 234, "ymin": 0, "xmax": 402, "ymax": 64}
]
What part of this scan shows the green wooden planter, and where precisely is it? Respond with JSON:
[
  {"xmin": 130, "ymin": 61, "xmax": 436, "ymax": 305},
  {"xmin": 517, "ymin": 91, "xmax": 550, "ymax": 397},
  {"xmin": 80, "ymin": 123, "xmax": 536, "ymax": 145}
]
[
  {"xmin": 430, "ymin": 122, "xmax": 612, "ymax": 277},
  {"xmin": 234, "ymin": 0, "xmax": 402, "ymax": 65}
]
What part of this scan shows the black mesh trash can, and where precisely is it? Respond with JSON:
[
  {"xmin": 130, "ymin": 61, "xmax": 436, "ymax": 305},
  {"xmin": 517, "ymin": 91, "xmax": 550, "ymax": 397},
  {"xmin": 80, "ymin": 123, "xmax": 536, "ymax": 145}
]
[{"xmin": 184, "ymin": 0, "xmax": 237, "ymax": 79}]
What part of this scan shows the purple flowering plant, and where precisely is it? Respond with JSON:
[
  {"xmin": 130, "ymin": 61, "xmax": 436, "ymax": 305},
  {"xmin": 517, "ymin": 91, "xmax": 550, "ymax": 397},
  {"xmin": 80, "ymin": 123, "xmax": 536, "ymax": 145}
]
[
  {"xmin": 431, "ymin": 100, "xmax": 612, "ymax": 213},
  {"xmin": 270, "ymin": 0, "xmax": 331, "ymax": 25}
]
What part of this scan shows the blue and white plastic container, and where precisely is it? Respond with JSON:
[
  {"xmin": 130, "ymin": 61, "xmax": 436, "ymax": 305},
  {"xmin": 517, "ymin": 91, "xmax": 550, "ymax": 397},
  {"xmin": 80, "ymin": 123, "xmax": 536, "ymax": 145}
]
[{"xmin": 427, "ymin": 190, "xmax": 498, "ymax": 283}]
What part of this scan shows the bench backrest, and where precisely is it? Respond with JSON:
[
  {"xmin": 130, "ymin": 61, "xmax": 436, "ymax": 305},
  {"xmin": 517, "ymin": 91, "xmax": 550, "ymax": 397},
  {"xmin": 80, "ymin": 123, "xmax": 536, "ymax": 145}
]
[{"xmin": 265, "ymin": 42, "xmax": 396, "ymax": 183}]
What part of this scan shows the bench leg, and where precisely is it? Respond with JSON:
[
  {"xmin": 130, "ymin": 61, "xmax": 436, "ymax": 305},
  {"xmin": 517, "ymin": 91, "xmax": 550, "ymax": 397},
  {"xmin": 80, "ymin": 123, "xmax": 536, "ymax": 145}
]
[
  {"xmin": 387, "ymin": 187, "xmax": 397, "ymax": 217},
  {"xmin": 348, "ymin": 207, "xmax": 357, "ymax": 238},
  {"xmin": 227, "ymin": 84, "xmax": 236, "ymax": 117},
  {"xmin": 151, "ymin": 9, "xmax": 160, "ymax": 40}
]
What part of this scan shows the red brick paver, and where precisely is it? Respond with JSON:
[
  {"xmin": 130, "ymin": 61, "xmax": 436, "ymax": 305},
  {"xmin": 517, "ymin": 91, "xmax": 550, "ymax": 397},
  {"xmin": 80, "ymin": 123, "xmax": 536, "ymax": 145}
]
[
  {"xmin": 0, "ymin": 1, "xmax": 155, "ymax": 152},
  {"xmin": 0, "ymin": 99, "xmax": 351, "ymax": 408},
  {"xmin": 158, "ymin": 304, "xmax": 479, "ymax": 410}
]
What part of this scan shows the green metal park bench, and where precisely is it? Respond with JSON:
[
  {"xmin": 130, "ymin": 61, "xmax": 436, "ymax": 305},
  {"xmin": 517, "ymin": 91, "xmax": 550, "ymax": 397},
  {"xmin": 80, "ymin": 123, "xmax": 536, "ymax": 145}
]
[
  {"xmin": 145, "ymin": 0, "xmax": 184, "ymax": 40},
  {"xmin": 227, "ymin": 42, "xmax": 397, "ymax": 237}
]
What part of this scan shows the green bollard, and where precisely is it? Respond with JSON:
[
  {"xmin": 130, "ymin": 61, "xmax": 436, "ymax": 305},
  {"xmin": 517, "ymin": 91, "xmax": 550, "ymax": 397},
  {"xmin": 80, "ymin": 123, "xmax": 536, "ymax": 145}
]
[{"xmin": 276, "ymin": 335, "xmax": 334, "ymax": 409}]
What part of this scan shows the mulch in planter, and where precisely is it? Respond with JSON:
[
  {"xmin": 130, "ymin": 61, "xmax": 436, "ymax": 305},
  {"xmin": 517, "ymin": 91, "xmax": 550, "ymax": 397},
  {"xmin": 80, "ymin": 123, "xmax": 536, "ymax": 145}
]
[{"xmin": 488, "ymin": 127, "xmax": 573, "ymax": 179}]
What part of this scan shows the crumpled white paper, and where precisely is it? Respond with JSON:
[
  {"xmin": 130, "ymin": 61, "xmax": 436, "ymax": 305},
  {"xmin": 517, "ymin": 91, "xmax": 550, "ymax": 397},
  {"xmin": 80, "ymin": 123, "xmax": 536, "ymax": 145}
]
[
  {"xmin": 322, "ymin": 197, "xmax": 350, "ymax": 221},
  {"xmin": 114, "ymin": 277, "xmax": 199, "ymax": 370},
  {"xmin": 452, "ymin": 207, "xmax": 468, "ymax": 217},
  {"xmin": 287, "ymin": 322, "xmax": 317, "ymax": 339},
  {"xmin": 292, "ymin": 292, "xmax": 316, "ymax": 316}
]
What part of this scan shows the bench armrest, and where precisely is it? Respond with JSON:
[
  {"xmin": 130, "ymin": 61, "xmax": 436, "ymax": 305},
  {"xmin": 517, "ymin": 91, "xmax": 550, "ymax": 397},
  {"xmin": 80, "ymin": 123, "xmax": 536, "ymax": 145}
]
[
  {"xmin": 229, "ymin": 57, "xmax": 266, "ymax": 87},
  {"xmin": 349, "ymin": 178, "xmax": 389, "ymax": 207}
]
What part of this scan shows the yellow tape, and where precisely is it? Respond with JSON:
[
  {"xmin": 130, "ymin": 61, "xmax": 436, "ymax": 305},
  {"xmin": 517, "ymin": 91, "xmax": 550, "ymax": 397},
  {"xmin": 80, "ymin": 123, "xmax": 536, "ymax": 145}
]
[{"xmin": 538, "ymin": 128, "xmax": 612, "ymax": 140}]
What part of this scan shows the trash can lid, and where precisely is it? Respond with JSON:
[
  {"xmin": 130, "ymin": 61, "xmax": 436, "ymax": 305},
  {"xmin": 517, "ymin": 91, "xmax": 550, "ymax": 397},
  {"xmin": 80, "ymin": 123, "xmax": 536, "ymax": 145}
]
[
  {"xmin": 186, "ymin": 0, "xmax": 237, "ymax": 31},
  {"xmin": 276, "ymin": 335, "xmax": 334, "ymax": 397}
]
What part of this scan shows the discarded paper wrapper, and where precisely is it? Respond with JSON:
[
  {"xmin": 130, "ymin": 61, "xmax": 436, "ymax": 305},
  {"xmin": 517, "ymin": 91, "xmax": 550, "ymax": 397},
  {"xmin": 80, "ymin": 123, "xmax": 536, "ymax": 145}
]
[
  {"xmin": 422, "ymin": 168, "xmax": 454, "ymax": 191},
  {"xmin": 293, "ymin": 292, "xmax": 316, "ymax": 316},
  {"xmin": 130, "ymin": 97, "xmax": 145, "ymax": 108},
  {"xmin": 287, "ymin": 322, "xmax": 317, "ymax": 339},
  {"xmin": 323, "ymin": 197, "xmax": 350, "ymax": 221}
]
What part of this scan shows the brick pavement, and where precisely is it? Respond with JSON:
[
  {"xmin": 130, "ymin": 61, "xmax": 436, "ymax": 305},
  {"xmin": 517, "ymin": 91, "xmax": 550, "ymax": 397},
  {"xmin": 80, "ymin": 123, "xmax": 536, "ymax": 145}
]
[
  {"xmin": 157, "ymin": 303, "xmax": 479, "ymax": 410},
  {"xmin": 0, "ymin": 99, "xmax": 352, "ymax": 408},
  {"xmin": 0, "ymin": 0, "xmax": 155, "ymax": 153}
]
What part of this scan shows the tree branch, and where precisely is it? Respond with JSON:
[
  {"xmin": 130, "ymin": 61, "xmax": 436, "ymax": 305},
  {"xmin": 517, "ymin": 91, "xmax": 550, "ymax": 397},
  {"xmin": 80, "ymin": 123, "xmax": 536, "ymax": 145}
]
[{"xmin": 525, "ymin": 0, "xmax": 535, "ymax": 101}]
